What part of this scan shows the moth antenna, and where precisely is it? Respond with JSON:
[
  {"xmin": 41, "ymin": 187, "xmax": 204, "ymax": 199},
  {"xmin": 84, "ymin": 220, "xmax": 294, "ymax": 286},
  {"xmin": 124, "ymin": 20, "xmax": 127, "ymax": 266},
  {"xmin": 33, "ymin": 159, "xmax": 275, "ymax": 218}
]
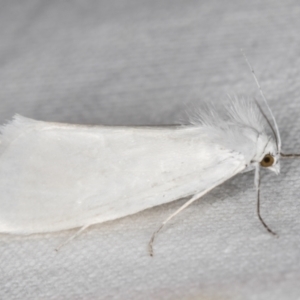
[
  {"xmin": 254, "ymin": 99, "xmax": 278, "ymax": 151},
  {"xmin": 254, "ymin": 164, "xmax": 277, "ymax": 236},
  {"xmin": 148, "ymin": 191, "xmax": 204, "ymax": 256},
  {"xmin": 55, "ymin": 224, "xmax": 90, "ymax": 252},
  {"xmin": 241, "ymin": 49, "xmax": 281, "ymax": 152}
]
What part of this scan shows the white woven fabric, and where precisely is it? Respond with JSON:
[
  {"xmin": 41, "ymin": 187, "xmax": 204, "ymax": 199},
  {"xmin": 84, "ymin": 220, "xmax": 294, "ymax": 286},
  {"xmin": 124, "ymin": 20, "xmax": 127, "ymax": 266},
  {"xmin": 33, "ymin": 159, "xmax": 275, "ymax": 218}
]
[{"xmin": 1, "ymin": 1, "xmax": 300, "ymax": 299}]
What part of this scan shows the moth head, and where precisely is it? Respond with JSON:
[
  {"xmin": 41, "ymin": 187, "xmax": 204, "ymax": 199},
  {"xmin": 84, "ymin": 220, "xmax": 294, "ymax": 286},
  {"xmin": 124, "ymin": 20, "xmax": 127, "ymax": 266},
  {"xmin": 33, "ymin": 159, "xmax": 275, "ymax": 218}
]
[{"xmin": 258, "ymin": 136, "xmax": 280, "ymax": 174}]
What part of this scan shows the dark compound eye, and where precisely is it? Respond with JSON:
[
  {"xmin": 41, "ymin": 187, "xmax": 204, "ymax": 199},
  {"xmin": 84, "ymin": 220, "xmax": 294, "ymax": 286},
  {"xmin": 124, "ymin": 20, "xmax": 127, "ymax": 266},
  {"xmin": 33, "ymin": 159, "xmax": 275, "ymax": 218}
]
[{"xmin": 260, "ymin": 154, "xmax": 274, "ymax": 167}]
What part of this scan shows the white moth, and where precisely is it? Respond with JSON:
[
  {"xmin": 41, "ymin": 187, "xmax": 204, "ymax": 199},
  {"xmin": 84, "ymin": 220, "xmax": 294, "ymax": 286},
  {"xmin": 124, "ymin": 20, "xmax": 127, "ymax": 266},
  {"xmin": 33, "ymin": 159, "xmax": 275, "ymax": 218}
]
[{"xmin": 0, "ymin": 57, "xmax": 298, "ymax": 255}]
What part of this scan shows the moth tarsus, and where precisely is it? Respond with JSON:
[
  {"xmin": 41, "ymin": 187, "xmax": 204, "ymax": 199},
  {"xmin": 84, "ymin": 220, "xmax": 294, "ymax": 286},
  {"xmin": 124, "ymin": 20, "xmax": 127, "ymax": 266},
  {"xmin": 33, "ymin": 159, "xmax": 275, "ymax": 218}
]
[
  {"xmin": 148, "ymin": 224, "xmax": 164, "ymax": 257},
  {"xmin": 256, "ymin": 176, "xmax": 277, "ymax": 236},
  {"xmin": 148, "ymin": 223, "xmax": 166, "ymax": 256},
  {"xmin": 257, "ymin": 212, "xmax": 277, "ymax": 236}
]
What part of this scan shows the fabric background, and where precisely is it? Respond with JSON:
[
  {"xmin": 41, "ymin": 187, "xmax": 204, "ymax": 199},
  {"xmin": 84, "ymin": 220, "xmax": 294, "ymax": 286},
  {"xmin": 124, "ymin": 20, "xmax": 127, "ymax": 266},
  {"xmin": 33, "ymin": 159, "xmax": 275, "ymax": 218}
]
[{"xmin": 1, "ymin": 1, "xmax": 300, "ymax": 299}]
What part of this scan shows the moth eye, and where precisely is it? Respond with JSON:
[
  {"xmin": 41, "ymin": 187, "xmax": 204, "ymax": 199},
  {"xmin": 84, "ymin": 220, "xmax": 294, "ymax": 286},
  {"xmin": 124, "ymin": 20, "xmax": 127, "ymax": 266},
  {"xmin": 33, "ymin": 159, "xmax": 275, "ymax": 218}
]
[{"xmin": 260, "ymin": 154, "xmax": 274, "ymax": 167}]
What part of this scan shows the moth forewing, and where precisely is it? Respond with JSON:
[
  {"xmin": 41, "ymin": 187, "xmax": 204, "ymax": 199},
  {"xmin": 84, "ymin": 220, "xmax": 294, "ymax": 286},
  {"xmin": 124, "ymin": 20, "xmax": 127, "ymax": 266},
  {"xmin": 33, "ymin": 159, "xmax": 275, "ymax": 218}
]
[{"xmin": 0, "ymin": 115, "xmax": 246, "ymax": 234}]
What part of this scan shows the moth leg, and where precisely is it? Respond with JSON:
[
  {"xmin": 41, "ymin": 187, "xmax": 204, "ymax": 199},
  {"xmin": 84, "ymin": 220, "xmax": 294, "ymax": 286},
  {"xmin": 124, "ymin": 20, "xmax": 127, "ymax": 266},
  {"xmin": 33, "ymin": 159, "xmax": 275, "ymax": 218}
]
[
  {"xmin": 148, "ymin": 192, "xmax": 203, "ymax": 257},
  {"xmin": 55, "ymin": 224, "xmax": 91, "ymax": 252},
  {"xmin": 254, "ymin": 164, "xmax": 277, "ymax": 236}
]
